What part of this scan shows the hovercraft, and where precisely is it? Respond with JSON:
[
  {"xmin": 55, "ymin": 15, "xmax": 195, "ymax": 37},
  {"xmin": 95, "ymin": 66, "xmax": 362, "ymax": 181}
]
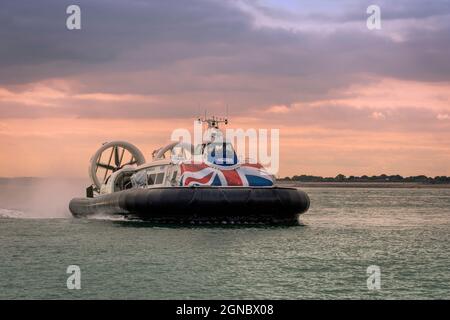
[{"xmin": 69, "ymin": 117, "xmax": 310, "ymax": 225}]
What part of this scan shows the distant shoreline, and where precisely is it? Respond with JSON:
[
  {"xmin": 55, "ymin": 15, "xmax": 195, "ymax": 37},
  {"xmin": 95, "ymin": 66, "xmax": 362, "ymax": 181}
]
[
  {"xmin": 1, "ymin": 177, "xmax": 450, "ymax": 188},
  {"xmin": 277, "ymin": 181, "xmax": 450, "ymax": 188}
]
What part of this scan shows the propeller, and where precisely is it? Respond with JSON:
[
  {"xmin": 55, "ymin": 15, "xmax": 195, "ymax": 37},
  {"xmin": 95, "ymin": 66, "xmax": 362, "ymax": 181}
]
[
  {"xmin": 89, "ymin": 141, "xmax": 146, "ymax": 190},
  {"xmin": 114, "ymin": 146, "xmax": 122, "ymax": 167}
]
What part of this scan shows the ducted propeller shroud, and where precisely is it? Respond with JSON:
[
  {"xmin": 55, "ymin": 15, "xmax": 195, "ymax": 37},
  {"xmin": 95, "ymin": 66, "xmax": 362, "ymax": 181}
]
[{"xmin": 89, "ymin": 141, "xmax": 145, "ymax": 190}]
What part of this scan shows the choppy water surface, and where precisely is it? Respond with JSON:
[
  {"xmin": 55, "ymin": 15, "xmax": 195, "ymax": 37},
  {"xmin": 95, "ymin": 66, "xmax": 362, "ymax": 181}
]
[{"xmin": 0, "ymin": 182, "xmax": 449, "ymax": 299}]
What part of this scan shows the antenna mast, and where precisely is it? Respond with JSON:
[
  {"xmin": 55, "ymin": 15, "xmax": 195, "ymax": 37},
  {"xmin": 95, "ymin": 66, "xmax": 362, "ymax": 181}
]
[{"xmin": 197, "ymin": 115, "xmax": 228, "ymax": 129}]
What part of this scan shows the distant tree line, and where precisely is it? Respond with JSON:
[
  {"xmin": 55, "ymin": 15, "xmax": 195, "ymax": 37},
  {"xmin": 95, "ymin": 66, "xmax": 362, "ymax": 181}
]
[{"xmin": 279, "ymin": 174, "xmax": 450, "ymax": 184}]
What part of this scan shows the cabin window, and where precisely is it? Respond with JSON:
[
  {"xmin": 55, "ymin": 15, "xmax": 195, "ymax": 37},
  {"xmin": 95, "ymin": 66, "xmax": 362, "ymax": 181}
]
[
  {"xmin": 131, "ymin": 171, "xmax": 147, "ymax": 188},
  {"xmin": 171, "ymin": 171, "xmax": 178, "ymax": 182},
  {"xmin": 147, "ymin": 173, "xmax": 156, "ymax": 185},
  {"xmin": 155, "ymin": 172, "xmax": 165, "ymax": 184}
]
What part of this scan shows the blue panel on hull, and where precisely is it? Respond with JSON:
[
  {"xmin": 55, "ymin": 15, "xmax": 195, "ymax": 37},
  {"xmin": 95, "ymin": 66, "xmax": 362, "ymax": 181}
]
[{"xmin": 246, "ymin": 175, "xmax": 274, "ymax": 186}]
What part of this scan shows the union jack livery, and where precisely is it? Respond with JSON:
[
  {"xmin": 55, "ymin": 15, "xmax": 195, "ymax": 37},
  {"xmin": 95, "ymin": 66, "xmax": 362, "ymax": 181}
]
[{"xmin": 180, "ymin": 163, "xmax": 274, "ymax": 187}]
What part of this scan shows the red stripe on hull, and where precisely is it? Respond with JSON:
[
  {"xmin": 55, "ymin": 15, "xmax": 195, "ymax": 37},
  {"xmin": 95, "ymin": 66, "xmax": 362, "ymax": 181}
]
[
  {"xmin": 221, "ymin": 170, "xmax": 243, "ymax": 186},
  {"xmin": 180, "ymin": 163, "xmax": 209, "ymax": 174},
  {"xmin": 184, "ymin": 172, "xmax": 214, "ymax": 185}
]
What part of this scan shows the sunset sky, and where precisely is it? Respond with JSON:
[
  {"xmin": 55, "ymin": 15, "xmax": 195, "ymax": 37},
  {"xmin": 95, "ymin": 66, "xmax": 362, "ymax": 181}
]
[{"xmin": 1, "ymin": 0, "xmax": 450, "ymax": 178}]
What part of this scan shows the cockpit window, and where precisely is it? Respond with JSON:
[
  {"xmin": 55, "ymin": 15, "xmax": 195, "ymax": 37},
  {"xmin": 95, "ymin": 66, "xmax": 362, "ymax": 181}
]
[
  {"xmin": 147, "ymin": 173, "xmax": 156, "ymax": 185},
  {"xmin": 155, "ymin": 172, "xmax": 165, "ymax": 184},
  {"xmin": 206, "ymin": 142, "xmax": 237, "ymax": 165}
]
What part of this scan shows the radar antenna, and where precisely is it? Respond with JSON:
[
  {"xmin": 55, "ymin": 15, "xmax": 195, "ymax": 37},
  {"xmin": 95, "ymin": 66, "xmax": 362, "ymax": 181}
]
[{"xmin": 197, "ymin": 115, "xmax": 228, "ymax": 129}]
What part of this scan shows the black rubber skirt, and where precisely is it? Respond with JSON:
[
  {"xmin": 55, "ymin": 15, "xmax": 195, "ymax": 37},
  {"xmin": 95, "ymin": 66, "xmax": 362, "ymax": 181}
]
[{"xmin": 69, "ymin": 187, "xmax": 310, "ymax": 225}]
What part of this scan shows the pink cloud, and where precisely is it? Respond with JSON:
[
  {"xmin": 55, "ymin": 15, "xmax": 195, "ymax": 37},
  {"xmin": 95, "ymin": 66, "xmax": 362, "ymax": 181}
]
[{"xmin": 1, "ymin": 77, "xmax": 450, "ymax": 177}]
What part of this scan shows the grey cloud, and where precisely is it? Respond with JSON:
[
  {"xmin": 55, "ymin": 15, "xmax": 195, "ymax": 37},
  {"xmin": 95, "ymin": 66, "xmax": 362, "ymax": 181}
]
[
  {"xmin": 244, "ymin": 0, "xmax": 450, "ymax": 24},
  {"xmin": 0, "ymin": 0, "xmax": 450, "ymax": 119},
  {"xmin": 0, "ymin": 0, "xmax": 250, "ymax": 82}
]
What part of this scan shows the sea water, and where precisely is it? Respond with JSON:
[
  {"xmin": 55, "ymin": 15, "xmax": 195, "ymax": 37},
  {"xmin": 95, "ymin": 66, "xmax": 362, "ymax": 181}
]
[{"xmin": 0, "ymin": 180, "xmax": 449, "ymax": 299}]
